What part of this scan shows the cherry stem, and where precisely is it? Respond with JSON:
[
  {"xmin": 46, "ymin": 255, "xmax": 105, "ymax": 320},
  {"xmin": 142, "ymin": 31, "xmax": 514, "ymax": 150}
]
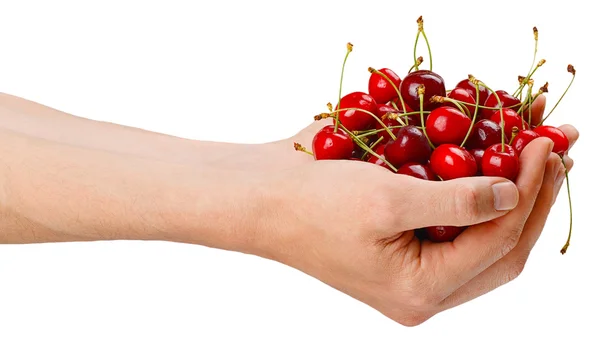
[
  {"xmin": 525, "ymin": 27, "xmax": 539, "ymax": 87},
  {"xmin": 418, "ymin": 85, "xmax": 435, "ymax": 149},
  {"xmin": 293, "ymin": 142, "xmax": 314, "ymax": 156},
  {"xmin": 334, "ymin": 43, "xmax": 353, "ymax": 133},
  {"xmin": 508, "ymin": 127, "xmax": 519, "ymax": 145},
  {"xmin": 472, "ymin": 76, "xmax": 505, "ymax": 152},
  {"xmin": 460, "ymin": 86, "xmax": 480, "ymax": 148},
  {"xmin": 355, "ymin": 125, "xmax": 404, "ymax": 138},
  {"xmin": 342, "ymin": 127, "xmax": 398, "ymax": 172},
  {"xmin": 413, "ymin": 31, "xmax": 421, "ymax": 72},
  {"xmin": 439, "ymin": 99, "xmax": 520, "ymax": 111},
  {"xmin": 431, "ymin": 96, "xmax": 470, "ymax": 118},
  {"xmin": 540, "ymin": 65, "xmax": 576, "ymax": 125},
  {"xmin": 361, "ymin": 136, "xmax": 385, "ymax": 160},
  {"xmin": 323, "ymin": 107, "xmax": 397, "ymax": 140},
  {"xmin": 369, "ymin": 67, "xmax": 408, "ymax": 119},
  {"xmin": 408, "ymin": 56, "xmax": 423, "ymax": 74},
  {"xmin": 560, "ymin": 157, "xmax": 573, "ymax": 255},
  {"xmin": 413, "ymin": 16, "xmax": 433, "ymax": 71},
  {"xmin": 514, "ymin": 59, "xmax": 545, "ymax": 98}
]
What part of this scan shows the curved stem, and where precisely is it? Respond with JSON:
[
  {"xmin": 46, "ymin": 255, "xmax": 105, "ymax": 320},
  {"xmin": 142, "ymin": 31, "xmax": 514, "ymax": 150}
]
[
  {"xmin": 460, "ymin": 87, "xmax": 480, "ymax": 148},
  {"xmin": 421, "ymin": 30, "xmax": 433, "ymax": 70},
  {"xmin": 330, "ymin": 107, "xmax": 397, "ymax": 141},
  {"xmin": 413, "ymin": 31, "xmax": 421, "ymax": 72},
  {"xmin": 418, "ymin": 87, "xmax": 435, "ymax": 149},
  {"xmin": 540, "ymin": 68, "xmax": 576, "ymax": 125},
  {"xmin": 335, "ymin": 44, "xmax": 353, "ymax": 133},
  {"xmin": 369, "ymin": 68, "xmax": 408, "ymax": 119},
  {"xmin": 560, "ymin": 157, "xmax": 573, "ymax": 255},
  {"xmin": 341, "ymin": 126, "xmax": 397, "ymax": 172},
  {"xmin": 476, "ymin": 79, "xmax": 505, "ymax": 151}
]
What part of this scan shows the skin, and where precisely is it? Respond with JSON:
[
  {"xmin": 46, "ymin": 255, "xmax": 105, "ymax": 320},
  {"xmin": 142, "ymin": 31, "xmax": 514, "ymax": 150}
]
[{"xmin": 0, "ymin": 93, "xmax": 578, "ymax": 325}]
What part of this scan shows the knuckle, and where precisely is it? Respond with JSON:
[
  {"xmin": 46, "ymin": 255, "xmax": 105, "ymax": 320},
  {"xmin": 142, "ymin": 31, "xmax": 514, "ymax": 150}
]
[
  {"xmin": 504, "ymin": 255, "xmax": 528, "ymax": 284},
  {"xmin": 501, "ymin": 226, "xmax": 522, "ymax": 257},
  {"xmin": 453, "ymin": 184, "xmax": 480, "ymax": 223},
  {"xmin": 395, "ymin": 313, "xmax": 431, "ymax": 327}
]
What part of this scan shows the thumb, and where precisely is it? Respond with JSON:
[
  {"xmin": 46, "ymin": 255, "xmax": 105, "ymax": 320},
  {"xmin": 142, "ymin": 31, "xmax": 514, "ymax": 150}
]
[{"xmin": 397, "ymin": 175, "xmax": 519, "ymax": 229}]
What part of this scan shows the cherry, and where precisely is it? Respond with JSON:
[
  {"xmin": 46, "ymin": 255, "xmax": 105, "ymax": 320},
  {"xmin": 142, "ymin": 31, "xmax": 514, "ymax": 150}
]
[
  {"xmin": 397, "ymin": 162, "xmax": 437, "ymax": 180},
  {"xmin": 448, "ymin": 88, "xmax": 477, "ymax": 116},
  {"xmin": 430, "ymin": 144, "xmax": 478, "ymax": 180},
  {"xmin": 481, "ymin": 90, "xmax": 521, "ymax": 119},
  {"xmin": 481, "ymin": 144, "xmax": 520, "ymax": 181},
  {"xmin": 424, "ymin": 226, "xmax": 465, "ymax": 242},
  {"xmin": 425, "ymin": 106, "xmax": 471, "ymax": 146},
  {"xmin": 334, "ymin": 92, "xmax": 378, "ymax": 131},
  {"xmin": 490, "ymin": 108, "xmax": 529, "ymax": 137},
  {"xmin": 384, "ymin": 125, "xmax": 432, "ymax": 168},
  {"xmin": 470, "ymin": 148, "xmax": 485, "ymax": 175},
  {"xmin": 312, "ymin": 125, "xmax": 354, "ymax": 160},
  {"xmin": 511, "ymin": 129, "xmax": 540, "ymax": 155},
  {"xmin": 375, "ymin": 104, "xmax": 401, "ymax": 144},
  {"xmin": 399, "ymin": 70, "xmax": 446, "ymax": 112},
  {"xmin": 456, "ymin": 78, "xmax": 491, "ymax": 106},
  {"xmin": 369, "ymin": 68, "xmax": 402, "ymax": 104},
  {"xmin": 533, "ymin": 125, "xmax": 569, "ymax": 155},
  {"xmin": 367, "ymin": 145, "xmax": 393, "ymax": 171},
  {"xmin": 465, "ymin": 119, "xmax": 503, "ymax": 150}
]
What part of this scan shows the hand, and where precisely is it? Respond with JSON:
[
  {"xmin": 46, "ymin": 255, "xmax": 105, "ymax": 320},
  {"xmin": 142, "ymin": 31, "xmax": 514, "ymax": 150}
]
[{"xmin": 258, "ymin": 96, "xmax": 578, "ymax": 326}]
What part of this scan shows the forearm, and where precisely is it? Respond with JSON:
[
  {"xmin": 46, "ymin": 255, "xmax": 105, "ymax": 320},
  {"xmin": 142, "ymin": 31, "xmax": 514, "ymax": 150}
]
[
  {"xmin": 0, "ymin": 128, "xmax": 272, "ymax": 255},
  {"xmin": 0, "ymin": 92, "xmax": 306, "ymax": 172}
]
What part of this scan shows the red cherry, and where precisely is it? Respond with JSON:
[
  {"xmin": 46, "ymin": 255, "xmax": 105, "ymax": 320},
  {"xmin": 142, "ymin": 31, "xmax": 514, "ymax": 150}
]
[
  {"xmin": 384, "ymin": 125, "xmax": 432, "ymax": 168},
  {"xmin": 481, "ymin": 144, "xmax": 520, "ymax": 181},
  {"xmin": 397, "ymin": 162, "xmax": 437, "ymax": 181},
  {"xmin": 312, "ymin": 125, "xmax": 354, "ymax": 160},
  {"xmin": 490, "ymin": 108, "xmax": 529, "ymax": 135},
  {"xmin": 481, "ymin": 90, "xmax": 521, "ymax": 119},
  {"xmin": 425, "ymin": 226, "xmax": 465, "ymax": 242},
  {"xmin": 448, "ymin": 88, "xmax": 477, "ymax": 116},
  {"xmin": 367, "ymin": 145, "xmax": 393, "ymax": 171},
  {"xmin": 470, "ymin": 148, "xmax": 485, "ymax": 175},
  {"xmin": 533, "ymin": 125, "xmax": 570, "ymax": 154},
  {"xmin": 465, "ymin": 119, "xmax": 503, "ymax": 149},
  {"xmin": 430, "ymin": 144, "xmax": 478, "ymax": 180},
  {"xmin": 375, "ymin": 104, "xmax": 401, "ymax": 144},
  {"xmin": 334, "ymin": 92, "xmax": 378, "ymax": 131},
  {"xmin": 456, "ymin": 79, "xmax": 491, "ymax": 106},
  {"xmin": 399, "ymin": 70, "xmax": 446, "ymax": 112},
  {"xmin": 425, "ymin": 106, "xmax": 472, "ymax": 146},
  {"xmin": 511, "ymin": 129, "xmax": 540, "ymax": 155},
  {"xmin": 368, "ymin": 68, "xmax": 402, "ymax": 104}
]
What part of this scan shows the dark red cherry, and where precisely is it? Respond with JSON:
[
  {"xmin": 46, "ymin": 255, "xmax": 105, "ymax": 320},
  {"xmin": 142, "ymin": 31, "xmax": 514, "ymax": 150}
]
[
  {"xmin": 399, "ymin": 70, "xmax": 446, "ymax": 112},
  {"xmin": 430, "ymin": 144, "xmax": 478, "ymax": 180},
  {"xmin": 334, "ymin": 92, "xmax": 378, "ymax": 131},
  {"xmin": 384, "ymin": 125, "xmax": 432, "ymax": 168},
  {"xmin": 368, "ymin": 68, "xmax": 402, "ymax": 104},
  {"xmin": 367, "ymin": 145, "xmax": 393, "ymax": 171},
  {"xmin": 533, "ymin": 125, "xmax": 569, "ymax": 154},
  {"xmin": 456, "ymin": 79, "xmax": 490, "ymax": 106},
  {"xmin": 396, "ymin": 162, "xmax": 437, "ymax": 181},
  {"xmin": 466, "ymin": 119, "xmax": 503, "ymax": 149},
  {"xmin": 481, "ymin": 90, "xmax": 521, "ymax": 119},
  {"xmin": 425, "ymin": 226, "xmax": 465, "ymax": 242},
  {"xmin": 312, "ymin": 125, "xmax": 354, "ymax": 160},
  {"xmin": 490, "ymin": 108, "xmax": 529, "ymax": 135},
  {"xmin": 481, "ymin": 144, "xmax": 520, "ymax": 181},
  {"xmin": 448, "ymin": 88, "xmax": 477, "ymax": 116},
  {"xmin": 375, "ymin": 104, "xmax": 401, "ymax": 144},
  {"xmin": 470, "ymin": 148, "xmax": 485, "ymax": 175},
  {"xmin": 511, "ymin": 129, "xmax": 540, "ymax": 155},
  {"xmin": 425, "ymin": 106, "xmax": 471, "ymax": 146}
]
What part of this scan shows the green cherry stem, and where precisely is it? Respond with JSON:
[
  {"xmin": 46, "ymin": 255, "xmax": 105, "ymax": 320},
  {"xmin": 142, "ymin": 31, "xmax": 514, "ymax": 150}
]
[
  {"xmin": 431, "ymin": 96, "xmax": 471, "ymax": 118},
  {"xmin": 460, "ymin": 86, "xmax": 481, "ymax": 148},
  {"xmin": 293, "ymin": 142, "xmax": 314, "ymax": 156},
  {"xmin": 408, "ymin": 56, "xmax": 424, "ymax": 74},
  {"xmin": 334, "ymin": 43, "xmax": 353, "ymax": 133},
  {"xmin": 317, "ymin": 107, "xmax": 398, "ymax": 141},
  {"xmin": 508, "ymin": 127, "xmax": 519, "ymax": 145},
  {"xmin": 341, "ymin": 126, "xmax": 398, "ymax": 172},
  {"xmin": 418, "ymin": 85, "xmax": 435, "ymax": 149},
  {"xmin": 560, "ymin": 156, "xmax": 573, "ymax": 255},
  {"xmin": 368, "ymin": 67, "xmax": 408, "ymax": 120},
  {"xmin": 471, "ymin": 75, "xmax": 505, "ymax": 152},
  {"xmin": 413, "ymin": 16, "xmax": 433, "ymax": 71},
  {"xmin": 540, "ymin": 65, "xmax": 576, "ymax": 125},
  {"xmin": 514, "ymin": 59, "xmax": 546, "ymax": 98}
]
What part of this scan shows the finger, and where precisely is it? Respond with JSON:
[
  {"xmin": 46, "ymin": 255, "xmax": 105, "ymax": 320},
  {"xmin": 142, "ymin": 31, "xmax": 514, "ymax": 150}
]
[
  {"xmin": 437, "ymin": 150, "xmax": 560, "ymax": 311},
  {"xmin": 529, "ymin": 94, "xmax": 546, "ymax": 125},
  {"xmin": 394, "ymin": 175, "xmax": 519, "ymax": 230},
  {"xmin": 423, "ymin": 137, "xmax": 554, "ymax": 293},
  {"xmin": 557, "ymin": 124, "xmax": 579, "ymax": 152}
]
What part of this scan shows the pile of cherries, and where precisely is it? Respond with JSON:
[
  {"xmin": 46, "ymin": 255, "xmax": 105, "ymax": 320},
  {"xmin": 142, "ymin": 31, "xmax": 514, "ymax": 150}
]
[{"xmin": 295, "ymin": 18, "xmax": 575, "ymax": 254}]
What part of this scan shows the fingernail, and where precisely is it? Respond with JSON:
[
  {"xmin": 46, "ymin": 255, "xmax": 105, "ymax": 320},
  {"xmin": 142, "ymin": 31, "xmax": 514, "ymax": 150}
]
[{"xmin": 493, "ymin": 182, "xmax": 519, "ymax": 211}]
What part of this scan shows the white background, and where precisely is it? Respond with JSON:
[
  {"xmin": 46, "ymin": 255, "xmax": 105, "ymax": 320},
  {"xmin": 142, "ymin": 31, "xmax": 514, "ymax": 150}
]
[{"xmin": 0, "ymin": 0, "xmax": 598, "ymax": 342}]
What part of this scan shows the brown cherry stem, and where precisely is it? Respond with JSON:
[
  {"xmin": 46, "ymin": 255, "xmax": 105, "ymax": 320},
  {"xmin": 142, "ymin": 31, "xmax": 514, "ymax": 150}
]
[
  {"xmin": 408, "ymin": 56, "xmax": 424, "ymax": 74},
  {"xmin": 514, "ymin": 59, "xmax": 546, "ymax": 98},
  {"xmin": 293, "ymin": 142, "xmax": 314, "ymax": 156}
]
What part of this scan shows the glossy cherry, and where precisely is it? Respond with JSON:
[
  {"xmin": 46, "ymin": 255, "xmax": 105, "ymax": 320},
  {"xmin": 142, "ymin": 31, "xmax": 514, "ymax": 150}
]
[
  {"xmin": 425, "ymin": 226, "xmax": 465, "ymax": 242},
  {"xmin": 533, "ymin": 125, "xmax": 569, "ymax": 154},
  {"xmin": 470, "ymin": 148, "xmax": 485, "ymax": 175},
  {"xmin": 399, "ymin": 70, "xmax": 446, "ymax": 111},
  {"xmin": 456, "ymin": 78, "xmax": 490, "ymax": 106},
  {"xmin": 481, "ymin": 144, "xmax": 520, "ymax": 181},
  {"xmin": 368, "ymin": 68, "xmax": 402, "ymax": 104},
  {"xmin": 335, "ymin": 92, "xmax": 378, "ymax": 131},
  {"xmin": 490, "ymin": 108, "xmax": 529, "ymax": 135},
  {"xmin": 511, "ymin": 129, "xmax": 540, "ymax": 155},
  {"xmin": 448, "ymin": 87, "xmax": 477, "ymax": 116},
  {"xmin": 425, "ymin": 106, "xmax": 471, "ymax": 146},
  {"xmin": 384, "ymin": 125, "xmax": 432, "ymax": 168},
  {"xmin": 429, "ymin": 144, "xmax": 478, "ymax": 180},
  {"xmin": 481, "ymin": 90, "xmax": 521, "ymax": 119},
  {"xmin": 367, "ymin": 145, "xmax": 394, "ymax": 171},
  {"xmin": 466, "ymin": 119, "xmax": 503, "ymax": 149},
  {"xmin": 375, "ymin": 104, "xmax": 401, "ymax": 144},
  {"xmin": 312, "ymin": 125, "xmax": 354, "ymax": 160},
  {"xmin": 396, "ymin": 162, "xmax": 437, "ymax": 181}
]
